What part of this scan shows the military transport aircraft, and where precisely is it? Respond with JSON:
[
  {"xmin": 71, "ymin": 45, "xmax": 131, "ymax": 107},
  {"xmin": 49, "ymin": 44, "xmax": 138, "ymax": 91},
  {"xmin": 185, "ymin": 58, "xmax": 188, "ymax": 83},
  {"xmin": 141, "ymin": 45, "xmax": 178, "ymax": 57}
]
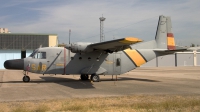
[{"xmin": 4, "ymin": 15, "xmax": 191, "ymax": 82}]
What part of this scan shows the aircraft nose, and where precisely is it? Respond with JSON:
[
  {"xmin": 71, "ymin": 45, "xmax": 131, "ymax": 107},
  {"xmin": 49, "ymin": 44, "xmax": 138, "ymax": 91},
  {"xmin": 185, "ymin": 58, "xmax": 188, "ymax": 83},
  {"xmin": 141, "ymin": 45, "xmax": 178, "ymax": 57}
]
[{"xmin": 4, "ymin": 59, "xmax": 24, "ymax": 70}]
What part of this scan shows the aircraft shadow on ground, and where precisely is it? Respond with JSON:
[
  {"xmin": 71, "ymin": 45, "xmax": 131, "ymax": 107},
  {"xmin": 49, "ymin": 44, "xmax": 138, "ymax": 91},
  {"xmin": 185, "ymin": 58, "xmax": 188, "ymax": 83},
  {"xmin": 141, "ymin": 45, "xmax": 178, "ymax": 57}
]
[
  {"xmin": 40, "ymin": 77, "xmax": 95, "ymax": 89},
  {"xmin": 0, "ymin": 76, "xmax": 160, "ymax": 89},
  {"xmin": 38, "ymin": 76, "xmax": 160, "ymax": 83},
  {"xmin": 0, "ymin": 77, "xmax": 95, "ymax": 89},
  {"xmin": 100, "ymin": 77, "xmax": 160, "ymax": 82}
]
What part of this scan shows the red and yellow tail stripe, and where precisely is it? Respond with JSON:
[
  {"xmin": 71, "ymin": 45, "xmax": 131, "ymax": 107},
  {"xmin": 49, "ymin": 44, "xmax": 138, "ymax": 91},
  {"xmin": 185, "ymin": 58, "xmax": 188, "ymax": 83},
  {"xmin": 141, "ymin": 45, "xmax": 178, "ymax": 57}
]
[
  {"xmin": 167, "ymin": 33, "xmax": 175, "ymax": 50},
  {"xmin": 123, "ymin": 49, "xmax": 147, "ymax": 67}
]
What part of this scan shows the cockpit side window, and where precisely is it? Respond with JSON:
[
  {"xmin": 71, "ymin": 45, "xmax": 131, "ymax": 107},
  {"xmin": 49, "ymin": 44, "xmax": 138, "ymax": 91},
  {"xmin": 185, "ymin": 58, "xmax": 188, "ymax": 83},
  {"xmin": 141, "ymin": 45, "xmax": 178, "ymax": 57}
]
[
  {"xmin": 41, "ymin": 52, "xmax": 46, "ymax": 59},
  {"xmin": 32, "ymin": 52, "xmax": 46, "ymax": 59}
]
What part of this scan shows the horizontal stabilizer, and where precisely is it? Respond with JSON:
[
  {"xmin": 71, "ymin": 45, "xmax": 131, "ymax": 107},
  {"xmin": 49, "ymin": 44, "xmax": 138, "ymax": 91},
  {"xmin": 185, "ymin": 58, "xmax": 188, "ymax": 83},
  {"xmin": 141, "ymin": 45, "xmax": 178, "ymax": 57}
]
[
  {"xmin": 187, "ymin": 47, "xmax": 200, "ymax": 51},
  {"xmin": 154, "ymin": 46, "xmax": 200, "ymax": 54}
]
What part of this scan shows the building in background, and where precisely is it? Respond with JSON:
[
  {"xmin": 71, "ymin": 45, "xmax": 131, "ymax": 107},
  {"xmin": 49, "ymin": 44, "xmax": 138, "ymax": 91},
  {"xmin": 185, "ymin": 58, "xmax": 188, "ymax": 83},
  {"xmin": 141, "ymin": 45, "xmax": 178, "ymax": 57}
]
[
  {"xmin": 58, "ymin": 43, "xmax": 66, "ymax": 47},
  {"xmin": 0, "ymin": 28, "xmax": 9, "ymax": 33},
  {"xmin": 141, "ymin": 51, "xmax": 200, "ymax": 67},
  {"xmin": 0, "ymin": 33, "xmax": 58, "ymax": 69}
]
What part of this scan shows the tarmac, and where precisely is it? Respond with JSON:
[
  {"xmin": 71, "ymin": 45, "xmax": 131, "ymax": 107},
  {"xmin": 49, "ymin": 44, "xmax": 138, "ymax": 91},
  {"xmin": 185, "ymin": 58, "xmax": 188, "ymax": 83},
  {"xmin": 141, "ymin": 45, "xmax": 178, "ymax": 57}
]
[{"xmin": 0, "ymin": 66, "xmax": 200, "ymax": 102}]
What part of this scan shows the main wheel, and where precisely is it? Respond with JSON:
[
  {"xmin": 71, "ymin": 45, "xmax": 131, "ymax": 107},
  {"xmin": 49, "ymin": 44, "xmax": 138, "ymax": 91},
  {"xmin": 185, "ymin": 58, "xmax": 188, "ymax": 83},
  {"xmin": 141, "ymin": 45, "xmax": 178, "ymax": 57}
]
[
  {"xmin": 91, "ymin": 74, "xmax": 100, "ymax": 82},
  {"xmin": 23, "ymin": 76, "xmax": 30, "ymax": 82},
  {"xmin": 80, "ymin": 74, "xmax": 89, "ymax": 80}
]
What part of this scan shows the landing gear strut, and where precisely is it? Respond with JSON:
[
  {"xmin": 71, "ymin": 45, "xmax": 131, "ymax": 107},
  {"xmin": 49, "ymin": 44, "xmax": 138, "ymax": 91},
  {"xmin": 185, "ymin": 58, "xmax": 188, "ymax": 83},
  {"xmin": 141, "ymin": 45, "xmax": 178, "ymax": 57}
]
[
  {"xmin": 80, "ymin": 74, "xmax": 89, "ymax": 80},
  {"xmin": 23, "ymin": 71, "xmax": 30, "ymax": 82},
  {"xmin": 90, "ymin": 74, "xmax": 100, "ymax": 82}
]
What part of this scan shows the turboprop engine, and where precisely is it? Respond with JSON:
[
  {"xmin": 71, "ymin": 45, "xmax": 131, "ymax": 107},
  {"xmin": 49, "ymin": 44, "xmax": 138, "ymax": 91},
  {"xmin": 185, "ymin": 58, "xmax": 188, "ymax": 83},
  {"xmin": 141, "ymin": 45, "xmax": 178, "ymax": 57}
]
[{"xmin": 65, "ymin": 42, "xmax": 93, "ymax": 53}]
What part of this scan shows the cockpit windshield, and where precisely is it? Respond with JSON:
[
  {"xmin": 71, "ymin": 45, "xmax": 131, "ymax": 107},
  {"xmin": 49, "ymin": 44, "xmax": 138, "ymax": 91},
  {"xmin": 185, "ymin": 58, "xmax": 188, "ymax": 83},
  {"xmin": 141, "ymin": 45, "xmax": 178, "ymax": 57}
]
[{"xmin": 29, "ymin": 49, "xmax": 38, "ymax": 57}]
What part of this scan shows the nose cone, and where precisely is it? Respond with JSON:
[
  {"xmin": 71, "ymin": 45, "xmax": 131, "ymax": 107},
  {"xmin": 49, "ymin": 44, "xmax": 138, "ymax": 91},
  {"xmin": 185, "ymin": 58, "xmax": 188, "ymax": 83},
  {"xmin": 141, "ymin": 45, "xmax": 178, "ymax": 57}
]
[{"xmin": 4, "ymin": 59, "xmax": 24, "ymax": 70}]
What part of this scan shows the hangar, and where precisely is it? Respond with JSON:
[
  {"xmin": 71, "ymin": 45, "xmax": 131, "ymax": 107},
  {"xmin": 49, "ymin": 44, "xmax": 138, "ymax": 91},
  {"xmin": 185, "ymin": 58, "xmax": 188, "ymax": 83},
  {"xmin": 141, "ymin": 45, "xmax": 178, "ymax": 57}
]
[
  {"xmin": 142, "ymin": 51, "xmax": 200, "ymax": 67},
  {"xmin": 0, "ymin": 33, "xmax": 58, "ymax": 69}
]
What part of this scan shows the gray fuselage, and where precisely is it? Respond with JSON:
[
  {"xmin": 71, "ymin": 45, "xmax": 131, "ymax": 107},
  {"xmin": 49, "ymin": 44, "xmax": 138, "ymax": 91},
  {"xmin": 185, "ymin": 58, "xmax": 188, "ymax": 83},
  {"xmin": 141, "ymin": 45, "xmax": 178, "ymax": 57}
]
[{"xmin": 24, "ymin": 42, "xmax": 161, "ymax": 75}]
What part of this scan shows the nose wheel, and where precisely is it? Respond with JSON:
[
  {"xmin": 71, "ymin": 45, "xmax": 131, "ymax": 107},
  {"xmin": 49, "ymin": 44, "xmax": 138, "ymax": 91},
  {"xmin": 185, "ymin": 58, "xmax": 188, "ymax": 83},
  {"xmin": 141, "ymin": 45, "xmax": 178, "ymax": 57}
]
[
  {"xmin": 23, "ymin": 71, "xmax": 30, "ymax": 82},
  {"xmin": 23, "ymin": 75, "xmax": 30, "ymax": 82}
]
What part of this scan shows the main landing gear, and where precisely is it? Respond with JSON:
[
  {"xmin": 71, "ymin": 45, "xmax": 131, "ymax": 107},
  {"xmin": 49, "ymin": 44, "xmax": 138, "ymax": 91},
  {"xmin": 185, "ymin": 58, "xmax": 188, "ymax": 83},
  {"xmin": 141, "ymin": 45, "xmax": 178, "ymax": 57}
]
[
  {"xmin": 80, "ymin": 74, "xmax": 100, "ymax": 82},
  {"xmin": 23, "ymin": 71, "xmax": 30, "ymax": 82},
  {"xmin": 80, "ymin": 74, "xmax": 89, "ymax": 80},
  {"xmin": 90, "ymin": 74, "xmax": 100, "ymax": 82}
]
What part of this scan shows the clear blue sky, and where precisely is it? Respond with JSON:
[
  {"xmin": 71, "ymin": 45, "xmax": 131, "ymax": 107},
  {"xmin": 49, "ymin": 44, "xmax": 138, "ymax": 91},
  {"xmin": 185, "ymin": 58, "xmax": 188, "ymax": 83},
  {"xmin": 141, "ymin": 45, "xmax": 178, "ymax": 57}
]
[{"xmin": 0, "ymin": 0, "xmax": 200, "ymax": 46}]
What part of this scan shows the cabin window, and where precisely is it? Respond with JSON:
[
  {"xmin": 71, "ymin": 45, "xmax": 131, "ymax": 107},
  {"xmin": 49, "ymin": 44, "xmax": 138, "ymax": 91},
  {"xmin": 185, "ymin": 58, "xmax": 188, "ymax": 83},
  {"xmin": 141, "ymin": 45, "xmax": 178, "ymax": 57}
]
[{"xmin": 116, "ymin": 58, "xmax": 121, "ymax": 66}]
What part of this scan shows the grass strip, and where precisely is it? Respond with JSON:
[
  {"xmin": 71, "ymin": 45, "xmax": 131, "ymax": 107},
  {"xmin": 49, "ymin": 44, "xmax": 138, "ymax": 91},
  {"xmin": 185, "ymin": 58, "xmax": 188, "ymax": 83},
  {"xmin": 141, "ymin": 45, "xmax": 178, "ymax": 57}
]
[{"xmin": 0, "ymin": 95, "xmax": 200, "ymax": 112}]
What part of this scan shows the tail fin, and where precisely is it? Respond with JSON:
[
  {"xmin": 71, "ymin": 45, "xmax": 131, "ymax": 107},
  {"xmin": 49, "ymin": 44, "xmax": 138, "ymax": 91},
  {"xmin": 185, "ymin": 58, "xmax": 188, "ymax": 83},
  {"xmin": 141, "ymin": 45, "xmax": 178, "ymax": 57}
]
[{"xmin": 155, "ymin": 15, "xmax": 175, "ymax": 50}]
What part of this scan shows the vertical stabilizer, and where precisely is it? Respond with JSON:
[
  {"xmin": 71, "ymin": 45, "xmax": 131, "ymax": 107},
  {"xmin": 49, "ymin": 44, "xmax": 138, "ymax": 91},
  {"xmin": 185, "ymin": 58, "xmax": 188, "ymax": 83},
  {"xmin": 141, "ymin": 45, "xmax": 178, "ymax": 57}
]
[{"xmin": 155, "ymin": 15, "xmax": 175, "ymax": 50}]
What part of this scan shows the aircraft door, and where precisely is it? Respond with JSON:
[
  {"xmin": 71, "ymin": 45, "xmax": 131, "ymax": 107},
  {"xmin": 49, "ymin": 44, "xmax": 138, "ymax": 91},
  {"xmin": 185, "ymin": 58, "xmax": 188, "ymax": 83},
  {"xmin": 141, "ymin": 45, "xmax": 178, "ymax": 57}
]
[
  {"xmin": 46, "ymin": 55, "xmax": 56, "ymax": 74},
  {"xmin": 114, "ymin": 53, "xmax": 121, "ymax": 74},
  {"xmin": 46, "ymin": 50, "xmax": 63, "ymax": 74},
  {"xmin": 54, "ymin": 49, "xmax": 65, "ymax": 74}
]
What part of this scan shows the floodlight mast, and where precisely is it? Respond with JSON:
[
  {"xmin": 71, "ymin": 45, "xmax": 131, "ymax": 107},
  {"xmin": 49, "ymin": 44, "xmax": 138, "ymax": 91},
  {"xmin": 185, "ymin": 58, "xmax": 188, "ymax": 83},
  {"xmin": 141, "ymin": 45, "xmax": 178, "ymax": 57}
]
[
  {"xmin": 68, "ymin": 29, "xmax": 71, "ymax": 63},
  {"xmin": 99, "ymin": 16, "xmax": 106, "ymax": 42},
  {"xmin": 69, "ymin": 29, "xmax": 71, "ymax": 44}
]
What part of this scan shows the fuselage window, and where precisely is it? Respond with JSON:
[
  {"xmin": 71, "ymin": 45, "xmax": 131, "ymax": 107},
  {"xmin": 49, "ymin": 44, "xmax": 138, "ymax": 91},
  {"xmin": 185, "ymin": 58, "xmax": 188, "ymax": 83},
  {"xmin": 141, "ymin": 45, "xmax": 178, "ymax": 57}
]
[{"xmin": 116, "ymin": 58, "xmax": 121, "ymax": 66}]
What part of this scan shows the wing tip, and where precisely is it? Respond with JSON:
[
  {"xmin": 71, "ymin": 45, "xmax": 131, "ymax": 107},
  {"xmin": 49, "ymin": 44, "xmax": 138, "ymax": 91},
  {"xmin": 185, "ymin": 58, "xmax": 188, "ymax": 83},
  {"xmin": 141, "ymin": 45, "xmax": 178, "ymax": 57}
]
[
  {"xmin": 119, "ymin": 37, "xmax": 142, "ymax": 44},
  {"xmin": 125, "ymin": 37, "xmax": 143, "ymax": 42}
]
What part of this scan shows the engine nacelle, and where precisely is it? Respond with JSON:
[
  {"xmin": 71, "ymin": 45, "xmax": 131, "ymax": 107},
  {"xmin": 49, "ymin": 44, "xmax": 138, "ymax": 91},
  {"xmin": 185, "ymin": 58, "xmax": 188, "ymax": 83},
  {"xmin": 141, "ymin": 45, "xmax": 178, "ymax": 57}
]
[{"xmin": 66, "ymin": 42, "xmax": 93, "ymax": 53}]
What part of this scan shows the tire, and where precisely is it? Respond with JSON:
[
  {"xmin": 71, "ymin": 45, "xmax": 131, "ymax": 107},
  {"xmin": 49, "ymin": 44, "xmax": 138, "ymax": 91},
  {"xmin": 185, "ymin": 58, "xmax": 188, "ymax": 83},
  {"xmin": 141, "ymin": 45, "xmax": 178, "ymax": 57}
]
[
  {"xmin": 90, "ymin": 75, "xmax": 93, "ymax": 80},
  {"xmin": 80, "ymin": 74, "xmax": 89, "ymax": 80},
  {"xmin": 91, "ymin": 74, "xmax": 100, "ymax": 82},
  {"xmin": 23, "ymin": 76, "xmax": 30, "ymax": 82}
]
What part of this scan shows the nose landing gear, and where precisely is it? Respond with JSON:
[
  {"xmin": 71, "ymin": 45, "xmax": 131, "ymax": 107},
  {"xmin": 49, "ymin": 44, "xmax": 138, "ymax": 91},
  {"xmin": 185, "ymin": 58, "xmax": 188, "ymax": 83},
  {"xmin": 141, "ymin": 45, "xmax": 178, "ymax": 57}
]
[
  {"xmin": 23, "ymin": 75, "xmax": 30, "ymax": 82},
  {"xmin": 23, "ymin": 71, "xmax": 30, "ymax": 82}
]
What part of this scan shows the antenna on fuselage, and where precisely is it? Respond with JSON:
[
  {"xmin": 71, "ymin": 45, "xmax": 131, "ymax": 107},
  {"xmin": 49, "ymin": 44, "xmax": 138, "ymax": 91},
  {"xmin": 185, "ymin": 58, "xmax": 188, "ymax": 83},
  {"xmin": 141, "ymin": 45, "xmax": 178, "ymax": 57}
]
[{"xmin": 39, "ymin": 44, "xmax": 42, "ymax": 48}]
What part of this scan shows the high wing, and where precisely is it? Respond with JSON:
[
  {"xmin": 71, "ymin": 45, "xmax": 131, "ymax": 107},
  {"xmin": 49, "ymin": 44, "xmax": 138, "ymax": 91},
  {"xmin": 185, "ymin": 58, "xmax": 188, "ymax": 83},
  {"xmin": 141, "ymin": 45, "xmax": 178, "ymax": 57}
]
[
  {"xmin": 65, "ymin": 37, "xmax": 142, "ymax": 53},
  {"xmin": 88, "ymin": 37, "xmax": 142, "ymax": 52}
]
